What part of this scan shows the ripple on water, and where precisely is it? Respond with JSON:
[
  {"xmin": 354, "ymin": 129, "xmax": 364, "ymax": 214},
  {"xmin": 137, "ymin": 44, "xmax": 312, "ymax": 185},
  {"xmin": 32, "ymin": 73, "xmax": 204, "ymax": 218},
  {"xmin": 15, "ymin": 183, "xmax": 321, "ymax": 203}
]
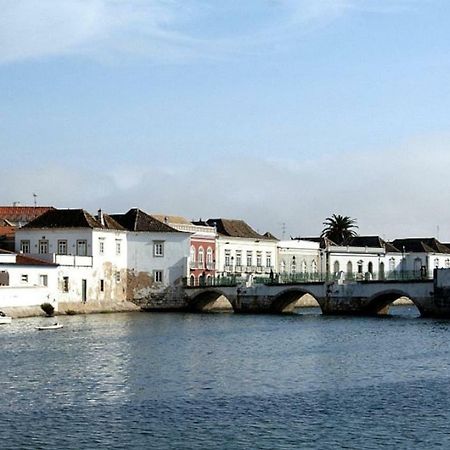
[{"xmin": 1, "ymin": 311, "xmax": 450, "ymax": 449}]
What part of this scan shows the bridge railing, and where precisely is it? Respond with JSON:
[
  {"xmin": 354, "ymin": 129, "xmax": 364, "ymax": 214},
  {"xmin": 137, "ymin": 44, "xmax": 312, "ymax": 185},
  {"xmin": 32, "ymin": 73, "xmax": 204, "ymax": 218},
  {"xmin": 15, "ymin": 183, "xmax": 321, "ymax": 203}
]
[{"xmin": 184, "ymin": 276, "xmax": 241, "ymax": 288}]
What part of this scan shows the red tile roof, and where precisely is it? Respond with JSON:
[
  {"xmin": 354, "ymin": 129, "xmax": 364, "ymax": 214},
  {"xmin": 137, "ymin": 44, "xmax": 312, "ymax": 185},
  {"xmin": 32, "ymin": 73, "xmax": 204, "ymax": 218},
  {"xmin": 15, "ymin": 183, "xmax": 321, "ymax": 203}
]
[{"xmin": 0, "ymin": 206, "xmax": 54, "ymax": 224}]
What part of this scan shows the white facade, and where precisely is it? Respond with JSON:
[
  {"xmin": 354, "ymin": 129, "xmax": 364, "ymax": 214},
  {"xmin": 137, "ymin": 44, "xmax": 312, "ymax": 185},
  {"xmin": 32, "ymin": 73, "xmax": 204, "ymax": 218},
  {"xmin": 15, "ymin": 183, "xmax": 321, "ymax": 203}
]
[
  {"xmin": 325, "ymin": 245, "xmax": 387, "ymax": 280},
  {"xmin": 215, "ymin": 236, "xmax": 278, "ymax": 278},
  {"xmin": 126, "ymin": 231, "xmax": 190, "ymax": 295},
  {"xmin": 277, "ymin": 240, "xmax": 320, "ymax": 276},
  {"xmin": 0, "ymin": 252, "xmax": 58, "ymax": 309},
  {"xmin": 15, "ymin": 227, "xmax": 128, "ymax": 303}
]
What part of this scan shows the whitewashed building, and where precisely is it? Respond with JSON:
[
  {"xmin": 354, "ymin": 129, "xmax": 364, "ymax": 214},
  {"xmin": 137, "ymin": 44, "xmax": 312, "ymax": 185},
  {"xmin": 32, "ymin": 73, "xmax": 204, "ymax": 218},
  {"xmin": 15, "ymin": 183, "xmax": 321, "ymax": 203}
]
[
  {"xmin": 111, "ymin": 209, "xmax": 191, "ymax": 298},
  {"xmin": 277, "ymin": 239, "xmax": 321, "ymax": 279},
  {"xmin": 205, "ymin": 218, "xmax": 278, "ymax": 279},
  {"xmin": 390, "ymin": 238, "xmax": 450, "ymax": 279},
  {"xmin": 15, "ymin": 209, "xmax": 128, "ymax": 304},
  {"xmin": 0, "ymin": 250, "xmax": 58, "ymax": 309}
]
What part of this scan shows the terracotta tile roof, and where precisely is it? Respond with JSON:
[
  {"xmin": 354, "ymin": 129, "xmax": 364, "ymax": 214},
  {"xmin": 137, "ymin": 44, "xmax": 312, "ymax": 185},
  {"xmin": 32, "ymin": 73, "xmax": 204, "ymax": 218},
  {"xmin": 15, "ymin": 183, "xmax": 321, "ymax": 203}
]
[
  {"xmin": 22, "ymin": 209, "xmax": 124, "ymax": 230},
  {"xmin": 0, "ymin": 250, "xmax": 57, "ymax": 266},
  {"xmin": 111, "ymin": 209, "xmax": 179, "ymax": 232},
  {"xmin": 206, "ymin": 218, "xmax": 270, "ymax": 240},
  {"xmin": 0, "ymin": 206, "xmax": 54, "ymax": 225},
  {"xmin": 152, "ymin": 214, "xmax": 191, "ymax": 225},
  {"xmin": 15, "ymin": 254, "xmax": 58, "ymax": 266}
]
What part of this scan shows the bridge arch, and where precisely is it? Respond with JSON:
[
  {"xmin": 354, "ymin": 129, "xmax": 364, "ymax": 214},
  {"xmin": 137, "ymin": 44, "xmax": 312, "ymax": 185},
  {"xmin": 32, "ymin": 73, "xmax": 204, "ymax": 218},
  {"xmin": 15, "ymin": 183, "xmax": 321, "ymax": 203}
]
[
  {"xmin": 187, "ymin": 289, "xmax": 235, "ymax": 313},
  {"xmin": 270, "ymin": 288, "xmax": 323, "ymax": 314},
  {"xmin": 366, "ymin": 289, "xmax": 423, "ymax": 316}
]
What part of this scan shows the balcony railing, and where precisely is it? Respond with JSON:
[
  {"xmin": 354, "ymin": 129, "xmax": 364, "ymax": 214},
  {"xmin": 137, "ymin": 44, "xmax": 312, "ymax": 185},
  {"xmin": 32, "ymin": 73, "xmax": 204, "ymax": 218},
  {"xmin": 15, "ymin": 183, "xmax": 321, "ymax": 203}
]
[{"xmin": 28, "ymin": 253, "xmax": 93, "ymax": 267}]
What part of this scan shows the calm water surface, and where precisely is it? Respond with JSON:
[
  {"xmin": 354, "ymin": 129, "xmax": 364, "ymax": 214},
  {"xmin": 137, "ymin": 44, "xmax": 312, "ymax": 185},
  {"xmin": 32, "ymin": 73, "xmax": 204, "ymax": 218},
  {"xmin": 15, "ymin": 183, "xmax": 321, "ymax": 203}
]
[{"xmin": 1, "ymin": 306, "xmax": 450, "ymax": 449}]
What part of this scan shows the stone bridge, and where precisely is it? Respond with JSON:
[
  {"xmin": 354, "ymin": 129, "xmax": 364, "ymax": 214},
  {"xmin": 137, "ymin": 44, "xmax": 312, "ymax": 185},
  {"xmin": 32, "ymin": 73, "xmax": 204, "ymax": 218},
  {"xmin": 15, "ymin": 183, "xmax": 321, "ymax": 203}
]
[{"xmin": 184, "ymin": 269, "xmax": 450, "ymax": 318}]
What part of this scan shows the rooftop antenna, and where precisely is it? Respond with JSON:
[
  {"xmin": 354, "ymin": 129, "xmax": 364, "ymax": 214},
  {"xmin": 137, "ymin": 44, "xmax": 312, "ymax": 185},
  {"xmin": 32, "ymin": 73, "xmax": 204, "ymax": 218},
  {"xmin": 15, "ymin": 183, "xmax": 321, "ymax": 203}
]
[
  {"xmin": 281, "ymin": 222, "xmax": 286, "ymax": 240},
  {"xmin": 33, "ymin": 193, "xmax": 37, "ymax": 208}
]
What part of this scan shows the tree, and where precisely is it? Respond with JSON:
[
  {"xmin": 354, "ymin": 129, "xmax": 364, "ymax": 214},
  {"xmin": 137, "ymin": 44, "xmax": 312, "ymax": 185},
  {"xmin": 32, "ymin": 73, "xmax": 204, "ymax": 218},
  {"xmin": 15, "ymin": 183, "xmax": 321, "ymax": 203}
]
[{"xmin": 321, "ymin": 214, "xmax": 358, "ymax": 245}]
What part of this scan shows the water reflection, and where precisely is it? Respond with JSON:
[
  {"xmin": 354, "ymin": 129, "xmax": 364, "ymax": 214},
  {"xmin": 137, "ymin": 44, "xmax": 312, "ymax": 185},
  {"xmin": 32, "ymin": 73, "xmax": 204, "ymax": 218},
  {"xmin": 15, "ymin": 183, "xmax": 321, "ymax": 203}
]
[{"xmin": 2, "ymin": 311, "xmax": 450, "ymax": 449}]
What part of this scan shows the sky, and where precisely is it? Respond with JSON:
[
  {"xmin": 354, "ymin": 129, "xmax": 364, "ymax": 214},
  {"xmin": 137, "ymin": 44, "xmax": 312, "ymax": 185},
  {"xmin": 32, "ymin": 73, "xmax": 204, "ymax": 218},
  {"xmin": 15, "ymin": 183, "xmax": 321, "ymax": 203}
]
[{"xmin": 1, "ymin": 0, "xmax": 450, "ymax": 240}]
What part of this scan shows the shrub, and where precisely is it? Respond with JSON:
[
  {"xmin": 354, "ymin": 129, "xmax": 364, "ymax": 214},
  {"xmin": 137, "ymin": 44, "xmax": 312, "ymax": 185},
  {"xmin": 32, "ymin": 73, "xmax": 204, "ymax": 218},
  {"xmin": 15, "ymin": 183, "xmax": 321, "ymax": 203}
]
[
  {"xmin": 65, "ymin": 309, "xmax": 76, "ymax": 316},
  {"xmin": 40, "ymin": 302, "xmax": 55, "ymax": 317}
]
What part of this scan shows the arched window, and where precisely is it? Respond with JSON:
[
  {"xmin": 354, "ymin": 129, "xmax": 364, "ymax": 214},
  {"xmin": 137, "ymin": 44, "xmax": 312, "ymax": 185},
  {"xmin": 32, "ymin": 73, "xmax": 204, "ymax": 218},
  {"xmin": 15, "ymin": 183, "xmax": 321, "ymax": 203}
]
[
  {"xmin": 190, "ymin": 274, "xmax": 196, "ymax": 287},
  {"xmin": 190, "ymin": 246, "xmax": 196, "ymax": 267},
  {"xmin": 347, "ymin": 261, "xmax": 353, "ymax": 275},
  {"xmin": 301, "ymin": 260, "xmax": 307, "ymax": 273},
  {"xmin": 334, "ymin": 260, "xmax": 340, "ymax": 274},
  {"xmin": 206, "ymin": 247, "xmax": 213, "ymax": 269},
  {"xmin": 379, "ymin": 262, "xmax": 385, "ymax": 280},
  {"xmin": 389, "ymin": 258, "xmax": 395, "ymax": 272},
  {"xmin": 414, "ymin": 257, "xmax": 422, "ymax": 275},
  {"xmin": 357, "ymin": 260, "xmax": 363, "ymax": 274},
  {"xmin": 311, "ymin": 260, "xmax": 317, "ymax": 273},
  {"xmin": 198, "ymin": 247, "xmax": 204, "ymax": 269},
  {"xmin": 368, "ymin": 262, "xmax": 373, "ymax": 274},
  {"xmin": 281, "ymin": 260, "xmax": 286, "ymax": 273}
]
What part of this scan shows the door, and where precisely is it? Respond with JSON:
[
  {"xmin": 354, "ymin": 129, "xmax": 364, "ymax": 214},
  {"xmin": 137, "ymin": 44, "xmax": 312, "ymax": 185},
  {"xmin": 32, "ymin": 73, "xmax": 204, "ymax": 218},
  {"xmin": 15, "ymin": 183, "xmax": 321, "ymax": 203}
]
[{"xmin": 82, "ymin": 279, "xmax": 87, "ymax": 303}]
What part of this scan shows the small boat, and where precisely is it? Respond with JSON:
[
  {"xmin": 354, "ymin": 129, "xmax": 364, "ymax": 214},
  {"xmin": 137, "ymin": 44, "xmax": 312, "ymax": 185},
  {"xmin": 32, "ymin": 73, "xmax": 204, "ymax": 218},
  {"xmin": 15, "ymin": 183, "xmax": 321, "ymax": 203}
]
[
  {"xmin": 36, "ymin": 323, "xmax": 64, "ymax": 331},
  {"xmin": 0, "ymin": 311, "xmax": 12, "ymax": 324}
]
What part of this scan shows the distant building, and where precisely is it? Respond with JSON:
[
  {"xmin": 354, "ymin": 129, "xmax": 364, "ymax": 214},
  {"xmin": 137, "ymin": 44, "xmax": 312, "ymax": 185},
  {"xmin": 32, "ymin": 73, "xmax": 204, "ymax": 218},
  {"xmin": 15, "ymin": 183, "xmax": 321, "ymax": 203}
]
[
  {"xmin": 0, "ymin": 205, "xmax": 54, "ymax": 251},
  {"xmin": 390, "ymin": 238, "xmax": 450, "ymax": 278},
  {"xmin": 111, "ymin": 209, "xmax": 190, "ymax": 299},
  {"xmin": 206, "ymin": 218, "xmax": 278, "ymax": 279},
  {"xmin": 15, "ymin": 208, "xmax": 128, "ymax": 305},
  {"xmin": 277, "ymin": 239, "xmax": 320, "ymax": 278},
  {"xmin": 0, "ymin": 249, "xmax": 58, "ymax": 310},
  {"xmin": 153, "ymin": 215, "xmax": 216, "ymax": 286}
]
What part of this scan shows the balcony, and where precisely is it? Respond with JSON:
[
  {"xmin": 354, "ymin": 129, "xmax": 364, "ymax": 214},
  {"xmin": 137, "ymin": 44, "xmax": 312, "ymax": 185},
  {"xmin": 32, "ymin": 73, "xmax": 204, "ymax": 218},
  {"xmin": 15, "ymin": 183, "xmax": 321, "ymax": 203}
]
[{"xmin": 29, "ymin": 253, "xmax": 93, "ymax": 267}]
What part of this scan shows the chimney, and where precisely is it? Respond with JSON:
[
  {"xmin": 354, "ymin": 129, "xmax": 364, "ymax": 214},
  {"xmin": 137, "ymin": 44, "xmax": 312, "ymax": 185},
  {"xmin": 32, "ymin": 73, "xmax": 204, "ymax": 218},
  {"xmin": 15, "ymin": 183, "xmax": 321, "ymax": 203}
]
[
  {"xmin": 164, "ymin": 216, "xmax": 169, "ymax": 224},
  {"xmin": 98, "ymin": 209, "xmax": 105, "ymax": 226}
]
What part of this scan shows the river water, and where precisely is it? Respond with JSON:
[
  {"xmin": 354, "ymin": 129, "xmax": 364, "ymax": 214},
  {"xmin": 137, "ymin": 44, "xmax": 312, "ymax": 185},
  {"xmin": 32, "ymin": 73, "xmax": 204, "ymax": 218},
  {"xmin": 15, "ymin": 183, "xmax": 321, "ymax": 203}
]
[{"xmin": 1, "ymin": 306, "xmax": 450, "ymax": 449}]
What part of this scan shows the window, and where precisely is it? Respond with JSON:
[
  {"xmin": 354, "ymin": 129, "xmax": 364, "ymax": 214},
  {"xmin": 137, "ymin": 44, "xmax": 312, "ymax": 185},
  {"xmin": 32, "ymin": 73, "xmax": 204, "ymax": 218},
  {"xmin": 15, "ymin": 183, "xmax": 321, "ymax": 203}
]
[
  {"xmin": 225, "ymin": 250, "xmax": 231, "ymax": 267},
  {"xmin": 57, "ymin": 240, "xmax": 67, "ymax": 255},
  {"xmin": 301, "ymin": 260, "xmax": 307, "ymax": 274},
  {"xmin": 389, "ymin": 258, "xmax": 395, "ymax": 272},
  {"xmin": 190, "ymin": 245, "xmax": 196, "ymax": 262},
  {"xmin": 39, "ymin": 274, "xmax": 48, "ymax": 287},
  {"xmin": 334, "ymin": 261, "xmax": 340, "ymax": 274},
  {"xmin": 38, "ymin": 240, "xmax": 49, "ymax": 254},
  {"xmin": 312, "ymin": 260, "xmax": 318, "ymax": 273},
  {"xmin": 63, "ymin": 276, "xmax": 69, "ymax": 292},
  {"xmin": 266, "ymin": 252, "xmax": 272, "ymax": 268},
  {"xmin": 198, "ymin": 247, "xmax": 204, "ymax": 268},
  {"xmin": 347, "ymin": 261, "xmax": 353, "ymax": 275},
  {"xmin": 153, "ymin": 241, "xmax": 164, "ymax": 257},
  {"xmin": 115, "ymin": 240, "xmax": 121, "ymax": 255},
  {"xmin": 281, "ymin": 260, "xmax": 286, "ymax": 273},
  {"xmin": 446, "ymin": 259, "xmax": 450, "ymax": 269},
  {"xmin": 21, "ymin": 274, "xmax": 28, "ymax": 283},
  {"xmin": 77, "ymin": 240, "xmax": 87, "ymax": 256},
  {"xmin": 235, "ymin": 251, "xmax": 242, "ymax": 267},
  {"xmin": 153, "ymin": 270, "xmax": 163, "ymax": 283},
  {"xmin": 246, "ymin": 251, "xmax": 253, "ymax": 267},
  {"xmin": 100, "ymin": 279, "xmax": 104, "ymax": 292},
  {"xmin": 20, "ymin": 240, "xmax": 30, "ymax": 253},
  {"xmin": 357, "ymin": 260, "xmax": 363, "ymax": 274},
  {"xmin": 207, "ymin": 248, "xmax": 213, "ymax": 268},
  {"xmin": 368, "ymin": 262, "xmax": 373, "ymax": 274},
  {"xmin": 99, "ymin": 239, "xmax": 105, "ymax": 255},
  {"xmin": 256, "ymin": 251, "xmax": 262, "ymax": 267}
]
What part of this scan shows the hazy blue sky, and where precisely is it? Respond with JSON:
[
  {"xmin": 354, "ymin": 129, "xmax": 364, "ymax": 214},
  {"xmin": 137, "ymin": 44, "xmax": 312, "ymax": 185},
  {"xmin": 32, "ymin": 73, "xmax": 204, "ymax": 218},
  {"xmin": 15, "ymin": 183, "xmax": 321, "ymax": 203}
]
[{"xmin": 2, "ymin": 0, "xmax": 450, "ymax": 239}]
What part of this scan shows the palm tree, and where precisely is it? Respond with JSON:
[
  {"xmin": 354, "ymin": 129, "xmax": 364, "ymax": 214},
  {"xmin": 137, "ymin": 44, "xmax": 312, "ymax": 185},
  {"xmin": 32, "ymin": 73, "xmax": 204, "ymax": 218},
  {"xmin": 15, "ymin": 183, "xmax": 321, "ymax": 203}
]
[{"xmin": 321, "ymin": 214, "xmax": 358, "ymax": 245}]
